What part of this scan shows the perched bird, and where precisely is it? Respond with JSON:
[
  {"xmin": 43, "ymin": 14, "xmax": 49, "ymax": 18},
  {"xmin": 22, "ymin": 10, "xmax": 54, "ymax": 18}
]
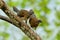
[
  {"xmin": 29, "ymin": 10, "xmax": 42, "ymax": 29},
  {"xmin": 13, "ymin": 6, "xmax": 32, "ymax": 22},
  {"xmin": 13, "ymin": 7, "xmax": 42, "ymax": 29}
]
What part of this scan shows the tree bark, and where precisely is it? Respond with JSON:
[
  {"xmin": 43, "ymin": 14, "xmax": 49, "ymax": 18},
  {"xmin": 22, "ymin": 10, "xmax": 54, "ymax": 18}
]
[{"xmin": 0, "ymin": 0, "xmax": 41, "ymax": 40}]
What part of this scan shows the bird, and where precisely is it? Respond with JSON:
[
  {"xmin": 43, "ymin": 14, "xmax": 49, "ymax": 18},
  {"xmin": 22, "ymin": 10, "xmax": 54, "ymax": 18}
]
[
  {"xmin": 13, "ymin": 7, "xmax": 42, "ymax": 29},
  {"xmin": 13, "ymin": 6, "xmax": 32, "ymax": 23},
  {"xmin": 29, "ymin": 10, "xmax": 42, "ymax": 29}
]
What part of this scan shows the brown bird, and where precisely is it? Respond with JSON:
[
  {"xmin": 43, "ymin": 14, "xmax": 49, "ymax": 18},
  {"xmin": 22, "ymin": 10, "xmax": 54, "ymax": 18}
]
[
  {"xmin": 13, "ymin": 7, "xmax": 42, "ymax": 29},
  {"xmin": 29, "ymin": 10, "xmax": 42, "ymax": 29},
  {"xmin": 13, "ymin": 6, "xmax": 32, "ymax": 22}
]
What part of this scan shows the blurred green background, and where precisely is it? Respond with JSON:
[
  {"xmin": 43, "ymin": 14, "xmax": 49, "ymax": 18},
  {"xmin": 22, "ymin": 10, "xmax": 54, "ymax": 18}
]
[{"xmin": 0, "ymin": 0, "xmax": 60, "ymax": 40}]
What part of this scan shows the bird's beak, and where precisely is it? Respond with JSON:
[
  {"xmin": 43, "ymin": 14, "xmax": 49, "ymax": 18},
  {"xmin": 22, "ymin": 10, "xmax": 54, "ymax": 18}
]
[{"xmin": 38, "ymin": 20, "xmax": 42, "ymax": 23}]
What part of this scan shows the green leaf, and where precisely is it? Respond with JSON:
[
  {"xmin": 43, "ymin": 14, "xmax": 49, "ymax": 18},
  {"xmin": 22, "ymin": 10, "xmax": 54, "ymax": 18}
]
[
  {"xmin": 38, "ymin": 0, "xmax": 50, "ymax": 7},
  {"xmin": 29, "ymin": 0, "xmax": 35, "ymax": 5},
  {"xmin": 40, "ymin": 16, "xmax": 49, "ymax": 27},
  {"xmin": 34, "ymin": 9, "xmax": 41, "ymax": 18},
  {"xmin": 56, "ymin": 31, "xmax": 60, "ymax": 40},
  {"xmin": 3, "ymin": 21, "xmax": 10, "ymax": 28},
  {"xmin": 42, "ymin": 6, "xmax": 50, "ymax": 14},
  {"xmin": 0, "ymin": 21, "xmax": 10, "ymax": 28},
  {"xmin": 22, "ymin": 36, "xmax": 30, "ymax": 40},
  {"xmin": 0, "ymin": 32, "xmax": 9, "ymax": 36},
  {"xmin": 21, "ymin": 2, "xmax": 25, "ymax": 8},
  {"xmin": 44, "ymin": 29, "xmax": 52, "ymax": 37},
  {"xmin": 56, "ymin": 2, "xmax": 60, "ymax": 5},
  {"xmin": 54, "ymin": 21, "xmax": 60, "ymax": 27},
  {"xmin": 55, "ymin": 11, "xmax": 60, "ymax": 20},
  {"xmin": 7, "ymin": 0, "xmax": 19, "ymax": 7}
]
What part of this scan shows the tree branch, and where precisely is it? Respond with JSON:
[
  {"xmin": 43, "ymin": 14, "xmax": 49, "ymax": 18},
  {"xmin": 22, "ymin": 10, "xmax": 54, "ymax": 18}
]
[
  {"xmin": 0, "ymin": 15, "xmax": 13, "ymax": 24},
  {"xmin": 0, "ymin": 15, "xmax": 19, "ymax": 25},
  {"xmin": 0, "ymin": 0, "xmax": 41, "ymax": 40}
]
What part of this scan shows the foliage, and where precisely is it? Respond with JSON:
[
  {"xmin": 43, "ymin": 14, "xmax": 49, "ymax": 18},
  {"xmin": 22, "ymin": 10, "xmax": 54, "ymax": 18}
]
[{"xmin": 0, "ymin": 0, "xmax": 60, "ymax": 40}]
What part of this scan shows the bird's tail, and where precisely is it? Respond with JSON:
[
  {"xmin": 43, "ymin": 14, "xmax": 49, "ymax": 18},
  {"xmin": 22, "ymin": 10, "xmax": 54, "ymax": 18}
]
[{"xmin": 13, "ymin": 6, "xmax": 19, "ymax": 13}]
